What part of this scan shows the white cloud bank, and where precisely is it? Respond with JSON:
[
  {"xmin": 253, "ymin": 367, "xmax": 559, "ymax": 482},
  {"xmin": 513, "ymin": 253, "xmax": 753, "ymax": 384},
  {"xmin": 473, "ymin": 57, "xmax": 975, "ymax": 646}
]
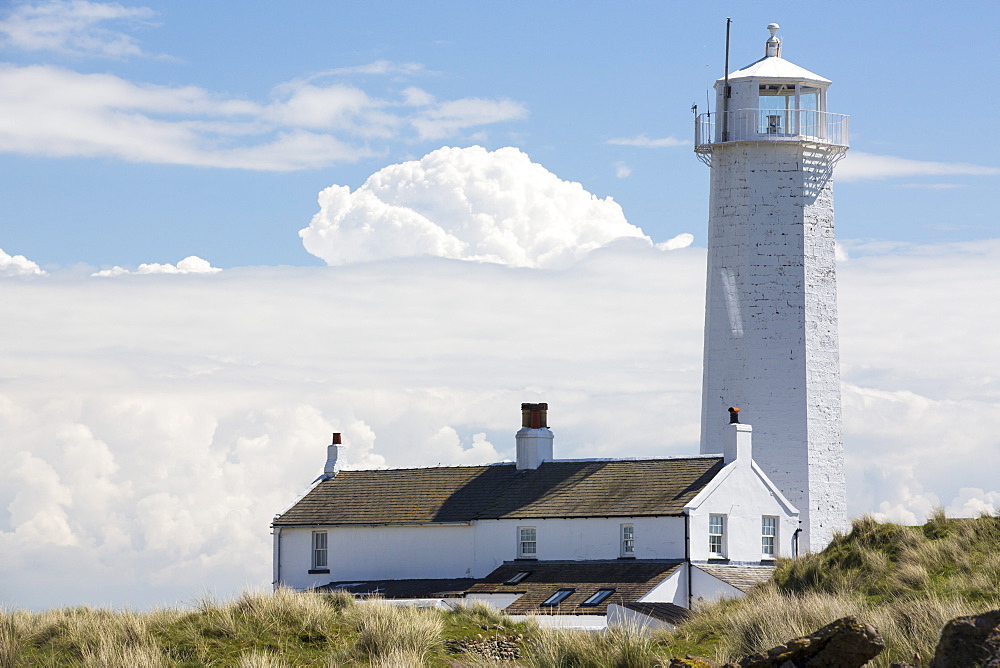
[
  {"xmin": 92, "ymin": 255, "xmax": 222, "ymax": 276},
  {"xmin": 2, "ymin": 238, "xmax": 999, "ymax": 611},
  {"xmin": 301, "ymin": 146, "xmax": 691, "ymax": 268}
]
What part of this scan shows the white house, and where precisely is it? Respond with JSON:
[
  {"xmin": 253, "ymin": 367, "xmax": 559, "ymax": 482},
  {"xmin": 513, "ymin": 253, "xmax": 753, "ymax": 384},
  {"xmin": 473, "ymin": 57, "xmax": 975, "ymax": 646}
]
[
  {"xmin": 272, "ymin": 404, "xmax": 797, "ymax": 626},
  {"xmin": 272, "ymin": 23, "xmax": 849, "ymax": 629}
]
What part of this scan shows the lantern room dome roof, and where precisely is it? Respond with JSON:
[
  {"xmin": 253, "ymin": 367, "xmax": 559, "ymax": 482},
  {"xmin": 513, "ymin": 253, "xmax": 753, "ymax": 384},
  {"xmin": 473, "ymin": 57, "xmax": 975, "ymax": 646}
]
[
  {"xmin": 717, "ymin": 25, "xmax": 831, "ymax": 85},
  {"xmin": 720, "ymin": 55, "xmax": 831, "ymax": 85}
]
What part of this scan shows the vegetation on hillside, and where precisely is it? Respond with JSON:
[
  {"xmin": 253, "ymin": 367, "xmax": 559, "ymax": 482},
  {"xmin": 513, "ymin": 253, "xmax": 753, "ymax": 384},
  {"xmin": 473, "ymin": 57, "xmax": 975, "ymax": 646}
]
[
  {"xmin": 1, "ymin": 512, "xmax": 997, "ymax": 666},
  {"xmin": 675, "ymin": 511, "xmax": 1000, "ymax": 666}
]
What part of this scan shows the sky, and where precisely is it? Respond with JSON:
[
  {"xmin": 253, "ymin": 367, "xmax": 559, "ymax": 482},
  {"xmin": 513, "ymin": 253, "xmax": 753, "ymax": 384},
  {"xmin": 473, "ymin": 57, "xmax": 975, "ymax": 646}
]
[{"xmin": 1, "ymin": 0, "xmax": 999, "ymax": 610}]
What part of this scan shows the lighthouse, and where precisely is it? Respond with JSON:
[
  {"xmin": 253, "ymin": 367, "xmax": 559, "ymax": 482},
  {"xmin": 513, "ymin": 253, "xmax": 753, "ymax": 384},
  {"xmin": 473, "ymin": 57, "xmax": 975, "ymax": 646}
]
[{"xmin": 694, "ymin": 24, "xmax": 848, "ymax": 552}]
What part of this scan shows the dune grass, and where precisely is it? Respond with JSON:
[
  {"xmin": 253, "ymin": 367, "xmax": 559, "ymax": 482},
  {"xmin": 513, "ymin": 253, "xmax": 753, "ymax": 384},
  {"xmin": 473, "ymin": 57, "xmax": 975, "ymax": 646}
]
[{"xmin": 670, "ymin": 511, "xmax": 1000, "ymax": 666}]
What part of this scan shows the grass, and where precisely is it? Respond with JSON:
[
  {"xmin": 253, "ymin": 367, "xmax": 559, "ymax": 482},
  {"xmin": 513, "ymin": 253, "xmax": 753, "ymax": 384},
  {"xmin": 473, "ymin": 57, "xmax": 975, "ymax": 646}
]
[
  {"xmin": 2, "ymin": 513, "xmax": 997, "ymax": 666},
  {"xmin": 670, "ymin": 511, "xmax": 1000, "ymax": 666}
]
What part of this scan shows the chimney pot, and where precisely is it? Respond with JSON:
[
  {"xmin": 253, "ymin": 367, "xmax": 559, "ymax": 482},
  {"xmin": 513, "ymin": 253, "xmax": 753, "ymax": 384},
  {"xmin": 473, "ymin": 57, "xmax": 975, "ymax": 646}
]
[
  {"xmin": 728, "ymin": 407, "xmax": 741, "ymax": 424},
  {"xmin": 331, "ymin": 432, "xmax": 342, "ymax": 445},
  {"xmin": 520, "ymin": 403, "xmax": 548, "ymax": 429}
]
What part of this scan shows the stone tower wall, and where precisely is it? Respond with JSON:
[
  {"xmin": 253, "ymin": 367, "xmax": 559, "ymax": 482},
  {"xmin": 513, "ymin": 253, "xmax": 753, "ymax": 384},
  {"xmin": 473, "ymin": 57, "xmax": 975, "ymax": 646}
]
[{"xmin": 699, "ymin": 140, "xmax": 847, "ymax": 552}]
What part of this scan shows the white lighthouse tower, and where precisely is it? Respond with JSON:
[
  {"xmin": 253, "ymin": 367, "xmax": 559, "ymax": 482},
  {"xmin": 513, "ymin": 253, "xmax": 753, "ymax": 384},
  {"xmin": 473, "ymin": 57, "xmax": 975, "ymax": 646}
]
[{"xmin": 694, "ymin": 24, "xmax": 848, "ymax": 552}]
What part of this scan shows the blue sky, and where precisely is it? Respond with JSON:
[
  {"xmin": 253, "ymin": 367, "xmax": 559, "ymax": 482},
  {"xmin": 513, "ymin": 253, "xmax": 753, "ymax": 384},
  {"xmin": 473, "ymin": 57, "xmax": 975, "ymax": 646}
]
[
  {"xmin": 1, "ymin": 1, "xmax": 999, "ymax": 610},
  {"xmin": 1, "ymin": 1, "xmax": 998, "ymax": 269}
]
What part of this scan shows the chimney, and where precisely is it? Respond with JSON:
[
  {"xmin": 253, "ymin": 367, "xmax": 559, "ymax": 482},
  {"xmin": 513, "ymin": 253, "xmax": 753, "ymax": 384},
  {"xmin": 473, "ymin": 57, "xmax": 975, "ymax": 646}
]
[
  {"xmin": 516, "ymin": 403, "xmax": 553, "ymax": 470},
  {"xmin": 723, "ymin": 415, "xmax": 752, "ymax": 465},
  {"xmin": 323, "ymin": 432, "xmax": 346, "ymax": 478}
]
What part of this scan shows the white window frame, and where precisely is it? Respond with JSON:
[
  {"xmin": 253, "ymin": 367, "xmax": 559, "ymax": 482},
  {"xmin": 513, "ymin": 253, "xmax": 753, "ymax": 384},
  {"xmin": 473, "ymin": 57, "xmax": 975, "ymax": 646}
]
[
  {"xmin": 708, "ymin": 514, "xmax": 726, "ymax": 558},
  {"xmin": 518, "ymin": 526, "xmax": 537, "ymax": 559},
  {"xmin": 762, "ymin": 516, "xmax": 778, "ymax": 559},
  {"xmin": 620, "ymin": 523, "xmax": 634, "ymax": 557},
  {"xmin": 311, "ymin": 530, "xmax": 328, "ymax": 570}
]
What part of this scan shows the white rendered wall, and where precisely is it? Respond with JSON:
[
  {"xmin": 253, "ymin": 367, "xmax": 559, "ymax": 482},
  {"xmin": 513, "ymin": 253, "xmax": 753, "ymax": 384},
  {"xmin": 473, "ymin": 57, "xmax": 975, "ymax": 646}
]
[
  {"xmin": 276, "ymin": 516, "xmax": 687, "ymax": 590},
  {"xmin": 699, "ymin": 140, "xmax": 847, "ymax": 552},
  {"xmin": 685, "ymin": 457, "xmax": 798, "ymax": 563}
]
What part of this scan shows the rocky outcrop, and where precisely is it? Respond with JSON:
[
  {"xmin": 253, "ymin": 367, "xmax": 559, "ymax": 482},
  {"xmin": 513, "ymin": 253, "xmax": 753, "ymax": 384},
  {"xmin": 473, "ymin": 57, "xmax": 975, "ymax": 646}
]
[
  {"xmin": 929, "ymin": 609, "xmax": 1000, "ymax": 668},
  {"xmin": 445, "ymin": 634, "xmax": 521, "ymax": 662},
  {"xmin": 722, "ymin": 617, "xmax": 884, "ymax": 668}
]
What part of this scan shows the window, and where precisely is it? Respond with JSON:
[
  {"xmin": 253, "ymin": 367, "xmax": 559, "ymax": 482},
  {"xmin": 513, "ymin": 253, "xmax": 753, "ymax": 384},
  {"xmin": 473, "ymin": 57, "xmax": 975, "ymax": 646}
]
[
  {"xmin": 620, "ymin": 524, "xmax": 634, "ymax": 557},
  {"xmin": 581, "ymin": 588, "xmax": 616, "ymax": 606},
  {"xmin": 505, "ymin": 571, "xmax": 532, "ymax": 585},
  {"xmin": 762, "ymin": 516, "xmax": 777, "ymax": 559},
  {"xmin": 540, "ymin": 588, "xmax": 575, "ymax": 607},
  {"xmin": 708, "ymin": 514, "xmax": 726, "ymax": 557},
  {"xmin": 518, "ymin": 526, "xmax": 537, "ymax": 558},
  {"xmin": 311, "ymin": 531, "xmax": 328, "ymax": 570}
]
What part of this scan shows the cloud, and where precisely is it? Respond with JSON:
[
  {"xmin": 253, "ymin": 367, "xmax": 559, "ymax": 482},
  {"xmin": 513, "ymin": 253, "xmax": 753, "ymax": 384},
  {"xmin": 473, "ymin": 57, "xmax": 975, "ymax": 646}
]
[
  {"xmin": 655, "ymin": 233, "xmax": 694, "ymax": 251},
  {"xmin": 0, "ymin": 63, "xmax": 527, "ymax": 171},
  {"xmin": 411, "ymin": 98, "xmax": 528, "ymax": 140},
  {"xmin": 91, "ymin": 255, "xmax": 222, "ymax": 276},
  {"xmin": 323, "ymin": 60, "xmax": 425, "ymax": 77},
  {"xmin": 607, "ymin": 134, "xmax": 690, "ymax": 148},
  {"xmin": 836, "ymin": 151, "xmax": 1000, "ymax": 182},
  {"xmin": 301, "ymin": 146, "xmax": 657, "ymax": 268},
  {"xmin": 614, "ymin": 161, "xmax": 632, "ymax": 179},
  {"xmin": 0, "ymin": 0, "xmax": 156, "ymax": 58},
  {"xmin": 0, "ymin": 247, "xmax": 46, "ymax": 276}
]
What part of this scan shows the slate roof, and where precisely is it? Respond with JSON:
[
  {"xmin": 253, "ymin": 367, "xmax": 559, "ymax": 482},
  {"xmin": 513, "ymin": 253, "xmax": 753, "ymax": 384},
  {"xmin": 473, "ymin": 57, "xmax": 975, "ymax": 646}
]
[
  {"xmin": 695, "ymin": 564, "xmax": 775, "ymax": 593},
  {"xmin": 314, "ymin": 578, "xmax": 476, "ymax": 599},
  {"xmin": 621, "ymin": 601, "xmax": 691, "ymax": 626},
  {"xmin": 273, "ymin": 457, "xmax": 724, "ymax": 526},
  {"xmin": 467, "ymin": 560, "xmax": 682, "ymax": 616}
]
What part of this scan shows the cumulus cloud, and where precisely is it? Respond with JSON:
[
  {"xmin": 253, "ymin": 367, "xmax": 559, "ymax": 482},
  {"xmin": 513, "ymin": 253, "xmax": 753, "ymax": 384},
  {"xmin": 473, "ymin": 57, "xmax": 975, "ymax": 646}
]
[
  {"xmin": 0, "ymin": 247, "xmax": 46, "ymax": 276},
  {"xmin": 0, "ymin": 63, "xmax": 526, "ymax": 171},
  {"xmin": 0, "ymin": 0, "xmax": 156, "ymax": 58},
  {"xmin": 607, "ymin": 134, "xmax": 690, "ymax": 148},
  {"xmin": 301, "ymin": 146, "xmax": 659, "ymax": 268},
  {"xmin": 836, "ymin": 150, "xmax": 1000, "ymax": 182},
  {"xmin": 91, "ymin": 255, "xmax": 222, "ymax": 276}
]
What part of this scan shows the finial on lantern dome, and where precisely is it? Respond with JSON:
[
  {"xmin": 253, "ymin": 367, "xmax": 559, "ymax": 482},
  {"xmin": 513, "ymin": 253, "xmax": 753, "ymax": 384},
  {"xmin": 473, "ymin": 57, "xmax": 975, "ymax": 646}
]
[{"xmin": 765, "ymin": 23, "xmax": 781, "ymax": 58}]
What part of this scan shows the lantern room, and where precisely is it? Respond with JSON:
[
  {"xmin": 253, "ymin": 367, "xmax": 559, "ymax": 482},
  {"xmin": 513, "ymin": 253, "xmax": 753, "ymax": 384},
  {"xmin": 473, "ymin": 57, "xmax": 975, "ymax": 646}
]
[{"xmin": 694, "ymin": 24, "xmax": 848, "ymax": 157}]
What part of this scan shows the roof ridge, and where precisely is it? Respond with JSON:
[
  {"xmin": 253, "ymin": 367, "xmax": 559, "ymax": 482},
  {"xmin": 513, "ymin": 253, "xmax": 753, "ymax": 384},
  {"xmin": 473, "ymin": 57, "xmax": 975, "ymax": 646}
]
[{"xmin": 338, "ymin": 454, "xmax": 723, "ymax": 473}]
